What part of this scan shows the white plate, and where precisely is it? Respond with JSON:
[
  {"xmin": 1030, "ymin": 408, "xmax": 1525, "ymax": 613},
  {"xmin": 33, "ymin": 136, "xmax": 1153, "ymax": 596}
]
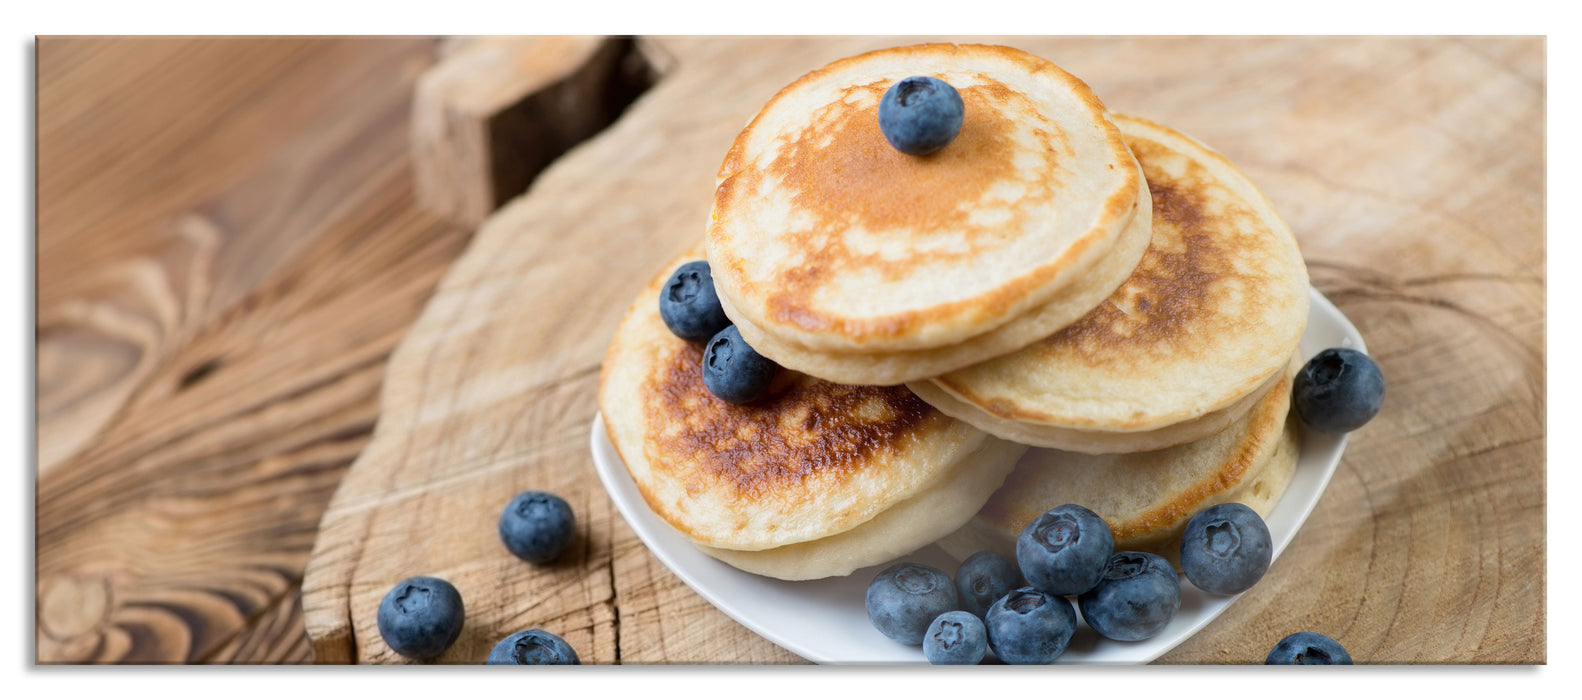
[{"xmin": 590, "ymin": 287, "xmax": 1363, "ymax": 664}]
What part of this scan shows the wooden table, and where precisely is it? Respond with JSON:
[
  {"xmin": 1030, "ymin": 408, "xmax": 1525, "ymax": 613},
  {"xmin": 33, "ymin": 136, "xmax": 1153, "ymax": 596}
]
[{"xmin": 36, "ymin": 36, "xmax": 1545, "ymax": 664}]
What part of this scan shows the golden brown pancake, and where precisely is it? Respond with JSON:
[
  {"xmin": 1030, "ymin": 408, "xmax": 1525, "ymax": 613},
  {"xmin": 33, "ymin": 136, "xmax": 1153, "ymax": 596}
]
[
  {"xmin": 912, "ymin": 114, "xmax": 1309, "ymax": 452},
  {"xmin": 718, "ymin": 180, "xmax": 1152, "ymax": 386},
  {"xmin": 697, "ymin": 434, "xmax": 1027, "ymax": 580},
  {"xmin": 937, "ymin": 361, "xmax": 1301, "ymax": 570},
  {"xmin": 598, "ymin": 253, "xmax": 1025, "ymax": 566},
  {"xmin": 706, "ymin": 43, "xmax": 1147, "ymax": 382}
]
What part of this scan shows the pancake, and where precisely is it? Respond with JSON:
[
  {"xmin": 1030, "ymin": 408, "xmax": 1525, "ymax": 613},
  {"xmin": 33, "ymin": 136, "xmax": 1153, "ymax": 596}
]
[
  {"xmin": 598, "ymin": 253, "xmax": 1027, "ymax": 566},
  {"xmin": 706, "ymin": 43, "xmax": 1148, "ymax": 383},
  {"xmin": 936, "ymin": 359, "xmax": 1301, "ymax": 570},
  {"xmin": 909, "ymin": 360, "xmax": 1282, "ymax": 454},
  {"xmin": 720, "ymin": 179, "xmax": 1151, "ymax": 386},
  {"xmin": 699, "ymin": 435, "xmax": 1027, "ymax": 580},
  {"xmin": 912, "ymin": 114, "xmax": 1309, "ymax": 452}
]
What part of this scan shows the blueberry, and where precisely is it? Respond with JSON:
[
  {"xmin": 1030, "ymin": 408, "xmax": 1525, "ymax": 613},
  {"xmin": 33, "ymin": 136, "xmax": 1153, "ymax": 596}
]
[
  {"xmin": 1180, "ymin": 502, "xmax": 1272, "ymax": 595},
  {"xmin": 1077, "ymin": 552, "xmax": 1181, "ymax": 642},
  {"xmin": 955, "ymin": 550, "xmax": 1020, "ymax": 619},
  {"xmin": 658, "ymin": 260, "xmax": 732, "ymax": 343},
  {"xmin": 498, "ymin": 490, "xmax": 576, "ymax": 564},
  {"xmin": 877, "ymin": 76, "xmax": 965, "ymax": 156},
  {"xmin": 487, "ymin": 629, "xmax": 581, "ymax": 665},
  {"xmin": 865, "ymin": 562, "xmax": 960, "ymax": 645},
  {"xmin": 1265, "ymin": 631, "xmax": 1353, "ymax": 665},
  {"xmin": 1016, "ymin": 504, "xmax": 1114, "ymax": 596},
  {"xmin": 984, "ymin": 587, "xmax": 1077, "ymax": 664},
  {"xmin": 1293, "ymin": 347, "xmax": 1384, "ymax": 434},
  {"xmin": 376, "ymin": 576, "xmax": 465, "ymax": 659},
  {"xmin": 702, "ymin": 325, "xmax": 777, "ymax": 404},
  {"xmin": 922, "ymin": 611, "xmax": 987, "ymax": 665}
]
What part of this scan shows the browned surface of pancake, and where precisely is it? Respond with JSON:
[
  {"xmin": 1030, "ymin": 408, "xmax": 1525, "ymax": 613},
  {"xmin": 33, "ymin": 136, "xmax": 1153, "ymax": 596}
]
[
  {"xmin": 926, "ymin": 114, "xmax": 1308, "ymax": 434},
  {"xmin": 598, "ymin": 251, "xmax": 987, "ymax": 550},
  {"xmin": 709, "ymin": 43, "xmax": 1142, "ymax": 353},
  {"xmin": 748, "ymin": 81, "xmax": 1071, "ymax": 337},
  {"xmin": 645, "ymin": 341, "xmax": 941, "ymax": 512},
  {"xmin": 1033, "ymin": 136, "xmax": 1284, "ymax": 370}
]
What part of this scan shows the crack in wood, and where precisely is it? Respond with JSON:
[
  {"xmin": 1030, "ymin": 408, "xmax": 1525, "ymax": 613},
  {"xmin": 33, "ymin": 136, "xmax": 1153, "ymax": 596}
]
[
  {"xmin": 1444, "ymin": 36, "xmax": 1544, "ymax": 93},
  {"xmin": 1306, "ymin": 257, "xmax": 1544, "ymax": 371},
  {"xmin": 177, "ymin": 357, "xmax": 224, "ymax": 389},
  {"xmin": 1308, "ymin": 260, "xmax": 1545, "ymax": 288}
]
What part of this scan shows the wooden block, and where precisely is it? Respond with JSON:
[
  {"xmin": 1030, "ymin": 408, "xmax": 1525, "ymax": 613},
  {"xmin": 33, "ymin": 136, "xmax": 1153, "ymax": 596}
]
[{"xmin": 410, "ymin": 36, "xmax": 663, "ymax": 228}]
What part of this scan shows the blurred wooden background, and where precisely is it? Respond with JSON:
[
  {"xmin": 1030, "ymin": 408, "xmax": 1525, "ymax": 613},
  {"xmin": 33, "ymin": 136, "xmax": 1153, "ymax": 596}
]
[
  {"xmin": 35, "ymin": 37, "xmax": 466, "ymax": 662},
  {"xmin": 36, "ymin": 36, "xmax": 1545, "ymax": 664}
]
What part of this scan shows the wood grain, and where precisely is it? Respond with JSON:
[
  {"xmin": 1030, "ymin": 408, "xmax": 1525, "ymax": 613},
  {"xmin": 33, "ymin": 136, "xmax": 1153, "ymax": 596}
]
[
  {"xmin": 301, "ymin": 36, "xmax": 1544, "ymax": 664},
  {"xmin": 35, "ymin": 37, "xmax": 478, "ymax": 663}
]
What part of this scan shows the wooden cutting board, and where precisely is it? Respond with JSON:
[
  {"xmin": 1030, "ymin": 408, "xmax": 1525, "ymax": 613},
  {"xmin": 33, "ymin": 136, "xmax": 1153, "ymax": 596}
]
[{"xmin": 300, "ymin": 36, "xmax": 1545, "ymax": 664}]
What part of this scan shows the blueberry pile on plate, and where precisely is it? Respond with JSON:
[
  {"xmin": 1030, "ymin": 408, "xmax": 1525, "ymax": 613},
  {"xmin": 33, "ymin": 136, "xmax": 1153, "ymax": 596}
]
[{"xmin": 868, "ymin": 499, "xmax": 1356, "ymax": 665}]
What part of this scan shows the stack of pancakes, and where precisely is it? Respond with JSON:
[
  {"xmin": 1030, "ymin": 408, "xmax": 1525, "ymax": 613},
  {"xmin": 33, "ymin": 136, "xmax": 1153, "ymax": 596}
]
[{"xmin": 599, "ymin": 44, "xmax": 1310, "ymax": 580}]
